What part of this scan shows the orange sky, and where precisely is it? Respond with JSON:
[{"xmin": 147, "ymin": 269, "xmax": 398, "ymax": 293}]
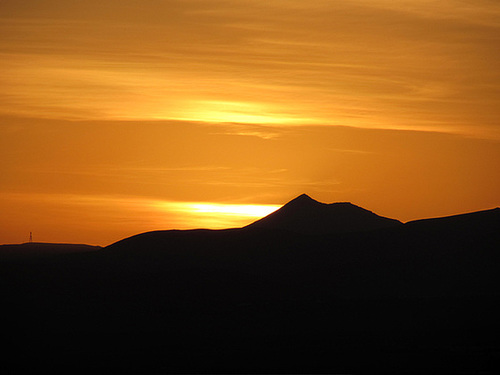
[{"xmin": 1, "ymin": 0, "xmax": 499, "ymax": 245}]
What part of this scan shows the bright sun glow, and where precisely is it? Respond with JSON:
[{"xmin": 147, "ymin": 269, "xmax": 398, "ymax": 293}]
[
  {"xmin": 188, "ymin": 203, "xmax": 280, "ymax": 217},
  {"xmin": 171, "ymin": 100, "xmax": 306, "ymax": 125},
  {"xmin": 153, "ymin": 199, "xmax": 281, "ymax": 229}
]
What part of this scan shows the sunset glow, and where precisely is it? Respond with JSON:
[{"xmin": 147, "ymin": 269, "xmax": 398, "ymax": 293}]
[
  {"xmin": 188, "ymin": 203, "xmax": 280, "ymax": 218},
  {"xmin": 1, "ymin": 0, "xmax": 499, "ymax": 245},
  {"xmin": 172, "ymin": 100, "xmax": 307, "ymax": 125}
]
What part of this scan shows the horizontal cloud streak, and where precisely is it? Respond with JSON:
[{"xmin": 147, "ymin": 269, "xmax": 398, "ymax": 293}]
[{"xmin": 0, "ymin": 1, "xmax": 499, "ymax": 137}]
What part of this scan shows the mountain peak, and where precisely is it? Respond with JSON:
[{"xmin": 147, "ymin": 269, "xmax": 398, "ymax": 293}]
[
  {"xmin": 294, "ymin": 193, "xmax": 314, "ymax": 201},
  {"xmin": 246, "ymin": 195, "xmax": 402, "ymax": 235},
  {"xmin": 286, "ymin": 193, "xmax": 322, "ymax": 207}
]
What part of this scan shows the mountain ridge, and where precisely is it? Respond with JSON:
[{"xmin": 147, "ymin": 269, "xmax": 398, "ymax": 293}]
[
  {"xmin": 103, "ymin": 194, "xmax": 498, "ymax": 250},
  {"xmin": 245, "ymin": 193, "xmax": 403, "ymax": 235}
]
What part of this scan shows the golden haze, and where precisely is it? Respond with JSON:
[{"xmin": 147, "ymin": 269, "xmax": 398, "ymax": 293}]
[{"xmin": 1, "ymin": 1, "xmax": 499, "ymax": 245}]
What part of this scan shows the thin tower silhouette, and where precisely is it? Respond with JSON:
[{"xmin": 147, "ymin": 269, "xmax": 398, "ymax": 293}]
[{"xmin": 29, "ymin": 232, "xmax": 32, "ymax": 243}]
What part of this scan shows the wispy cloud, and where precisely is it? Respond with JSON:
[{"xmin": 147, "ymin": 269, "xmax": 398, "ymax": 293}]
[
  {"xmin": 327, "ymin": 148, "xmax": 374, "ymax": 155},
  {"xmin": 1, "ymin": 1, "xmax": 499, "ymax": 137}
]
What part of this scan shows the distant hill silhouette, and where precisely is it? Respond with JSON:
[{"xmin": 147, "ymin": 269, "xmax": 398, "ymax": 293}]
[
  {"xmin": 0, "ymin": 242, "xmax": 101, "ymax": 259},
  {"xmin": 246, "ymin": 193, "xmax": 402, "ymax": 234},
  {"xmin": 1, "ymin": 195, "xmax": 499, "ymax": 373}
]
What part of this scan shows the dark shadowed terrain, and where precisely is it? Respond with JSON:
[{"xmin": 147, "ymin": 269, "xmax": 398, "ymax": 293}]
[{"xmin": 1, "ymin": 195, "xmax": 500, "ymax": 373}]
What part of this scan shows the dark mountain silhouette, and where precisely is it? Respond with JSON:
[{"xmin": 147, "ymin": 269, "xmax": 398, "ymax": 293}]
[
  {"xmin": 1, "ymin": 195, "xmax": 499, "ymax": 373},
  {"xmin": 246, "ymin": 193, "xmax": 402, "ymax": 234}
]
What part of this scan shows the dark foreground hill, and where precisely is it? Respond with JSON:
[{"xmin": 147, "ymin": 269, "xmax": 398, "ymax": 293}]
[{"xmin": 1, "ymin": 195, "xmax": 500, "ymax": 373}]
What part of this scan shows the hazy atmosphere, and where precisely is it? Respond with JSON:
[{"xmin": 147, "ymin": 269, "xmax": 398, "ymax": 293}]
[{"xmin": 1, "ymin": 0, "xmax": 499, "ymax": 245}]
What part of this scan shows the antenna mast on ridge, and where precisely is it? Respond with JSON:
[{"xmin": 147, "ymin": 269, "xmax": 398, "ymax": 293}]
[{"xmin": 29, "ymin": 232, "xmax": 33, "ymax": 243}]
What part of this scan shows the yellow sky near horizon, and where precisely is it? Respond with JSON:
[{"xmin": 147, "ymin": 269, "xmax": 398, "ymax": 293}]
[{"xmin": 1, "ymin": 0, "xmax": 499, "ymax": 245}]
